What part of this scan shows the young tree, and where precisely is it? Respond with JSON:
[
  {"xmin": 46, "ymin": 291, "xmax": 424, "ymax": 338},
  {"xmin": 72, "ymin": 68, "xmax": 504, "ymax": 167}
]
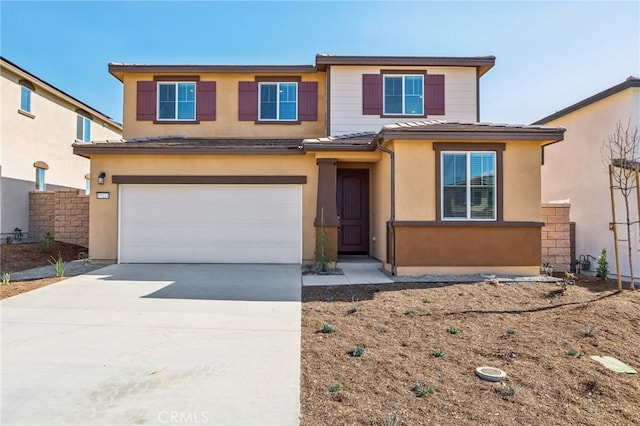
[{"xmin": 602, "ymin": 120, "xmax": 640, "ymax": 290}]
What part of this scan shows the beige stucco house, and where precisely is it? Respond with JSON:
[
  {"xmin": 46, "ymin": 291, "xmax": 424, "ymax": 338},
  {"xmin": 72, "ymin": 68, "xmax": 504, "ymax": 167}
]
[
  {"xmin": 0, "ymin": 57, "xmax": 122, "ymax": 240},
  {"xmin": 536, "ymin": 77, "xmax": 640, "ymax": 279},
  {"xmin": 74, "ymin": 54, "xmax": 564, "ymax": 275}
]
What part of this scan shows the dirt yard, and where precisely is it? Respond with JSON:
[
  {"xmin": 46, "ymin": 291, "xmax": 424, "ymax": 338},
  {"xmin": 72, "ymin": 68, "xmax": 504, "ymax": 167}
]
[
  {"xmin": 0, "ymin": 241, "xmax": 87, "ymax": 299},
  {"xmin": 301, "ymin": 276, "xmax": 640, "ymax": 425}
]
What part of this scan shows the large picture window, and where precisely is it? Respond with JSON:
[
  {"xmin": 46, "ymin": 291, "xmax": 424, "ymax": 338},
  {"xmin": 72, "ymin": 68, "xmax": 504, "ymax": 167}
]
[
  {"xmin": 383, "ymin": 75, "xmax": 423, "ymax": 115},
  {"xmin": 259, "ymin": 82, "xmax": 297, "ymax": 121},
  {"xmin": 442, "ymin": 151, "xmax": 496, "ymax": 220},
  {"xmin": 158, "ymin": 82, "xmax": 196, "ymax": 121}
]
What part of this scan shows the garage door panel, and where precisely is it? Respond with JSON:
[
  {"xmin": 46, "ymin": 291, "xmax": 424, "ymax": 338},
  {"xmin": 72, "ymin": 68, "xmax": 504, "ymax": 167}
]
[{"xmin": 119, "ymin": 184, "xmax": 302, "ymax": 264}]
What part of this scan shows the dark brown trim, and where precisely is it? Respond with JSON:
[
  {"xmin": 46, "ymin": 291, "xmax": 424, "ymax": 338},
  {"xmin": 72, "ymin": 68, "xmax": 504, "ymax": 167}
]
[
  {"xmin": 33, "ymin": 161, "xmax": 49, "ymax": 170},
  {"xmin": 533, "ymin": 78, "xmax": 640, "ymax": 125},
  {"xmin": 380, "ymin": 114, "xmax": 428, "ymax": 119},
  {"xmin": 315, "ymin": 55, "xmax": 496, "ymax": 76},
  {"xmin": 153, "ymin": 75, "xmax": 200, "ymax": 81},
  {"xmin": 379, "ymin": 69, "xmax": 427, "ymax": 75},
  {"xmin": 393, "ymin": 221, "xmax": 544, "ymax": 227},
  {"xmin": 254, "ymin": 76, "xmax": 302, "ymax": 82},
  {"xmin": 476, "ymin": 70, "xmax": 480, "ymax": 122},
  {"xmin": 73, "ymin": 145, "xmax": 305, "ymax": 157},
  {"xmin": 153, "ymin": 120, "xmax": 200, "ymax": 124},
  {"xmin": 112, "ymin": 175, "xmax": 307, "ymax": 185},
  {"xmin": 18, "ymin": 78, "xmax": 36, "ymax": 91},
  {"xmin": 109, "ymin": 64, "xmax": 316, "ymax": 79},
  {"xmin": 254, "ymin": 120, "xmax": 301, "ymax": 125},
  {"xmin": 382, "ymin": 130, "xmax": 565, "ymax": 141},
  {"xmin": 434, "ymin": 142, "xmax": 505, "ymax": 222}
]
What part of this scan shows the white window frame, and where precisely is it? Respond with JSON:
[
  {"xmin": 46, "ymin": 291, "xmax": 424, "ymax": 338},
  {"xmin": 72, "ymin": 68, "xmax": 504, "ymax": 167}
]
[
  {"xmin": 258, "ymin": 82, "xmax": 298, "ymax": 122},
  {"xmin": 383, "ymin": 74, "xmax": 424, "ymax": 116},
  {"xmin": 35, "ymin": 167, "xmax": 46, "ymax": 191},
  {"xmin": 441, "ymin": 151, "xmax": 496, "ymax": 221},
  {"xmin": 20, "ymin": 86, "xmax": 32, "ymax": 113},
  {"xmin": 156, "ymin": 82, "xmax": 196, "ymax": 121}
]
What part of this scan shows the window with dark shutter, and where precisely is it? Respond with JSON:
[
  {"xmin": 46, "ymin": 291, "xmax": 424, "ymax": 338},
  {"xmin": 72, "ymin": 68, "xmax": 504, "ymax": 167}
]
[
  {"xmin": 425, "ymin": 74, "xmax": 445, "ymax": 115},
  {"xmin": 238, "ymin": 81, "xmax": 259, "ymax": 121},
  {"xmin": 362, "ymin": 74, "xmax": 383, "ymax": 115},
  {"xmin": 196, "ymin": 81, "xmax": 216, "ymax": 121},
  {"xmin": 298, "ymin": 81, "xmax": 318, "ymax": 121},
  {"xmin": 137, "ymin": 81, "xmax": 157, "ymax": 121}
]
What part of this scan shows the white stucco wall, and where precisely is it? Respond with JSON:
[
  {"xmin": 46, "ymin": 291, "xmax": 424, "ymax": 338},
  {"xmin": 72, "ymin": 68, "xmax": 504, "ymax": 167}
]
[
  {"xmin": 541, "ymin": 86, "xmax": 640, "ymax": 279},
  {"xmin": 328, "ymin": 65, "xmax": 478, "ymax": 136}
]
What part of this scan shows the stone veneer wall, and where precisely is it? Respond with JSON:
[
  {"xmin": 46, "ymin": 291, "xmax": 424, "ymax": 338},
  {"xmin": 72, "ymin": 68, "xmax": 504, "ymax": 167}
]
[
  {"xmin": 541, "ymin": 203, "xmax": 571, "ymax": 272},
  {"xmin": 29, "ymin": 190, "xmax": 89, "ymax": 248}
]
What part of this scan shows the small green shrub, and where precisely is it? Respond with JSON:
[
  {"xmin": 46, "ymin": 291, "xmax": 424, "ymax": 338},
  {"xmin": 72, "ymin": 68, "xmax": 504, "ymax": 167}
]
[
  {"xmin": 559, "ymin": 272, "xmax": 576, "ymax": 291},
  {"xmin": 413, "ymin": 382, "xmax": 436, "ymax": 397},
  {"xmin": 348, "ymin": 346, "xmax": 365, "ymax": 357},
  {"xmin": 596, "ymin": 248, "xmax": 609, "ymax": 279},
  {"xmin": 328, "ymin": 383, "xmax": 343, "ymax": 392},
  {"xmin": 568, "ymin": 349, "xmax": 583, "ymax": 358},
  {"xmin": 321, "ymin": 322, "xmax": 336, "ymax": 334},
  {"xmin": 49, "ymin": 252, "xmax": 65, "ymax": 277},
  {"xmin": 431, "ymin": 349, "xmax": 445, "ymax": 358},
  {"xmin": 422, "ymin": 298, "xmax": 432, "ymax": 304},
  {"xmin": 314, "ymin": 307, "xmax": 323, "ymax": 313},
  {"xmin": 405, "ymin": 308, "xmax": 416, "ymax": 316},
  {"xmin": 506, "ymin": 328, "xmax": 516, "ymax": 337},
  {"xmin": 347, "ymin": 298, "xmax": 360, "ymax": 315},
  {"xmin": 41, "ymin": 232, "xmax": 55, "ymax": 252},
  {"xmin": 583, "ymin": 327, "xmax": 596, "ymax": 337},
  {"xmin": 4, "ymin": 236, "xmax": 12, "ymax": 244},
  {"xmin": 384, "ymin": 412, "xmax": 401, "ymax": 426},
  {"xmin": 495, "ymin": 386, "xmax": 516, "ymax": 396},
  {"xmin": 586, "ymin": 374, "xmax": 600, "ymax": 392},
  {"xmin": 446, "ymin": 326, "xmax": 460, "ymax": 335},
  {"xmin": 2, "ymin": 273, "xmax": 10, "ymax": 285}
]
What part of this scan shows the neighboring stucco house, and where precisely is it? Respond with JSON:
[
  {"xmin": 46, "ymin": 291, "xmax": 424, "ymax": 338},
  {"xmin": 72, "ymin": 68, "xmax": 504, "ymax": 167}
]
[
  {"xmin": 536, "ymin": 77, "xmax": 640, "ymax": 279},
  {"xmin": 74, "ymin": 54, "xmax": 564, "ymax": 275},
  {"xmin": 0, "ymin": 57, "xmax": 122, "ymax": 239}
]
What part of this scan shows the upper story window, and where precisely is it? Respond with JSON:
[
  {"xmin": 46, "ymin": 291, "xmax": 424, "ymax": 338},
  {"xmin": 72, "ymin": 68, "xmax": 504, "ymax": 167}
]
[
  {"xmin": 362, "ymin": 73, "xmax": 445, "ymax": 117},
  {"xmin": 18, "ymin": 79, "xmax": 35, "ymax": 116},
  {"xmin": 21, "ymin": 86, "xmax": 32, "ymax": 112},
  {"xmin": 76, "ymin": 114, "xmax": 91, "ymax": 142},
  {"xmin": 259, "ymin": 82, "xmax": 297, "ymax": 121},
  {"xmin": 383, "ymin": 75, "xmax": 423, "ymax": 115},
  {"xmin": 158, "ymin": 82, "xmax": 196, "ymax": 121},
  {"xmin": 136, "ymin": 80, "xmax": 216, "ymax": 123}
]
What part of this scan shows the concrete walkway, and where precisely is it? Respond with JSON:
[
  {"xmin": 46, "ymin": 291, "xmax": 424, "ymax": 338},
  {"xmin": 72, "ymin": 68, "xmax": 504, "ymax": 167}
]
[{"xmin": 1, "ymin": 264, "xmax": 301, "ymax": 425}]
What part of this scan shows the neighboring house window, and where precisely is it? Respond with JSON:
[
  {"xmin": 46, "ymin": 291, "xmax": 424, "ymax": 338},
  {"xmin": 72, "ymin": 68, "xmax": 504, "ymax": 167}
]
[
  {"xmin": 35, "ymin": 167, "xmax": 46, "ymax": 191},
  {"xmin": 441, "ymin": 151, "xmax": 497, "ymax": 220},
  {"xmin": 362, "ymin": 73, "xmax": 445, "ymax": 116},
  {"xmin": 383, "ymin": 75, "xmax": 423, "ymax": 115},
  {"xmin": 20, "ymin": 86, "xmax": 32, "ymax": 112},
  {"xmin": 259, "ymin": 82, "xmax": 297, "ymax": 121},
  {"xmin": 157, "ymin": 82, "xmax": 196, "ymax": 121},
  {"xmin": 76, "ymin": 115, "xmax": 91, "ymax": 142},
  {"xmin": 85, "ymin": 178, "xmax": 91, "ymax": 195}
]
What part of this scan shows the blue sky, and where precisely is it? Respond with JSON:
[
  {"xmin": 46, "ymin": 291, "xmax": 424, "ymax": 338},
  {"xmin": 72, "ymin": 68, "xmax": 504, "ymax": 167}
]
[{"xmin": 1, "ymin": 1, "xmax": 638, "ymax": 126}]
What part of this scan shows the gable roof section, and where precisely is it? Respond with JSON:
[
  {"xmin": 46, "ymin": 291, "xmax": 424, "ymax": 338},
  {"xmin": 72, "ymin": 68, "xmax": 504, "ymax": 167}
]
[
  {"xmin": 315, "ymin": 54, "xmax": 496, "ymax": 76},
  {"xmin": 533, "ymin": 77, "xmax": 640, "ymax": 125},
  {"xmin": 1, "ymin": 56, "xmax": 122, "ymax": 131}
]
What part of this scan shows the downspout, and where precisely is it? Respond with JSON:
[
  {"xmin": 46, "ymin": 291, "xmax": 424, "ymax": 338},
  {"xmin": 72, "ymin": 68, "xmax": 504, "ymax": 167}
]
[{"xmin": 376, "ymin": 137, "xmax": 396, "ymax": 275}]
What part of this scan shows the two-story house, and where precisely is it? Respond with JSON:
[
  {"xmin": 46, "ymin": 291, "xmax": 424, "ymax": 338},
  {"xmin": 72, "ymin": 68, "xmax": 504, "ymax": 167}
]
[
  {"xmin": 74, "ymin": 54, "xmax": 564, "ymax": 275},
  {"xmin": 1, "ymin": 57, "xmax": 122, "ymax": 240}
]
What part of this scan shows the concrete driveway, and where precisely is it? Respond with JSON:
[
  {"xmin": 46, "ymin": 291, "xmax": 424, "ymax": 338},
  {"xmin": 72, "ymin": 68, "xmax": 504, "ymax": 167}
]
[{"xmin": 1, "ymin": 264, "xmax": 301, "ymax": 425}]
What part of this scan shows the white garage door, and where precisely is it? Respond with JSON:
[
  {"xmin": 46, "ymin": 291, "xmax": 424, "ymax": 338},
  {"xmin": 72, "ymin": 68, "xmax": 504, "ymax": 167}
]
[{"xmin": 118, "ymin": 184, "xmax": 302, "ymax": 264}]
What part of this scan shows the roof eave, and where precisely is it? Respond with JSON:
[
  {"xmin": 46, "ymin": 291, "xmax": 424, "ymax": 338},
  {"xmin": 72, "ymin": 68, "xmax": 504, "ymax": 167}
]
[
  {"xmin": 381, "ymin": 129, "xmax": 565, "ymax": 143},
  {"xmin": 108, "ymin": 63, "xmax": 317, "ymax": 81}
]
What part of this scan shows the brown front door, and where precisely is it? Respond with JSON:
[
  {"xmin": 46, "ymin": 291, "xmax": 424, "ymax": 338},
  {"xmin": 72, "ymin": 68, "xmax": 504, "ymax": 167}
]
[{"xmin": 337, "ymin": 169, "xmax": 369, "ymax": 254}]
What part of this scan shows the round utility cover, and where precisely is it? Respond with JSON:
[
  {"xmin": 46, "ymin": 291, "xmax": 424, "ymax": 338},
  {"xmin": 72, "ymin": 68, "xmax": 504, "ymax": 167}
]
[{"xmin": 475, "ymin": 366, "xmax": 507, "ymax": 382}]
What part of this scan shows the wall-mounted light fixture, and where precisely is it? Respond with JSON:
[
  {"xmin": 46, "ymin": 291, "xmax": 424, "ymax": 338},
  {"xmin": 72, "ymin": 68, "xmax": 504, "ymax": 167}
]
[{"xmin": 98, "ymin": 172, "xmax": 106, "ymax": 185}]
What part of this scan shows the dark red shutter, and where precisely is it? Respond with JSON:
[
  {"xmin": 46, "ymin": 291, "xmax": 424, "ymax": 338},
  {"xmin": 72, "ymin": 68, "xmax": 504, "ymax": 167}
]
[
  {"xmin": 136, "ymin": 81, "xmax": 156, "ymax": 121},
  {"xmin": 425, "ymin": 74, "xmax": 445, "ymax": 115},
  {"xmin": 298, "ymin": 81, "xmax": 318, "ymax": 121},
  {"xmin": 238, "ymin": 81, "xmax": 258, "ymax": 121},
  {"xmin": 196, "ymin": 81, "xmax": 216, "ymax": 121},
  {"xmin": 362, "ymin": 74, "xmax": 383, "ymax": 115}
]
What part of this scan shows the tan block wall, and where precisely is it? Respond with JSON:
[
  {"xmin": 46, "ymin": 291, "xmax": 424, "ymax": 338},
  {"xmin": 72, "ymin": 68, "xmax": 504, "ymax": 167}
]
[
  {"xmin": 541, "ymin": 203, "xmax": 571, "ymax": 272},
  {"xmin": 29, "ymin": 190, "xmax": 89, "ymax": 248}
]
